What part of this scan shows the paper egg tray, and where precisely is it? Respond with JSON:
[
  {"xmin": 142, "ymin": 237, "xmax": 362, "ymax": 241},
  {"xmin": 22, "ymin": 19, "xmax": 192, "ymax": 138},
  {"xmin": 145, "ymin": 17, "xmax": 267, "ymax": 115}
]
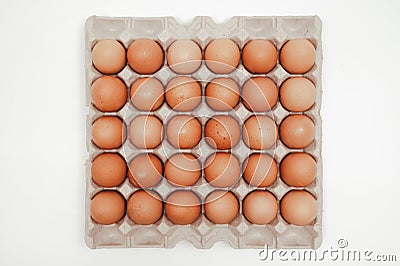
[{"xmin": 84, "ymin": 15, "xmax": 323, "ymax": 249}]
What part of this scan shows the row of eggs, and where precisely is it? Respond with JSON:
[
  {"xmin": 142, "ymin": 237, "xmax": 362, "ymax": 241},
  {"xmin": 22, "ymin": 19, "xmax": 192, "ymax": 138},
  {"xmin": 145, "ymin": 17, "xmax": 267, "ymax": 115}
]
[
  {"xmin": 91, "ymin": 189, "xmax": 317, "ymax": 227},
  {"xmin": 92, "ymin": 114, "xmax": 315, "ymax": 151},
  {"xmin": 92, "ymin": 75, "xmax": 316, "ymax": 113},
  {"xmin": 91, "ymin": 38, "xmax": 316, "ymax": 75},
  {"xmin": 92, "ymin": 151, "xmax": 316, "ymax": 189}
]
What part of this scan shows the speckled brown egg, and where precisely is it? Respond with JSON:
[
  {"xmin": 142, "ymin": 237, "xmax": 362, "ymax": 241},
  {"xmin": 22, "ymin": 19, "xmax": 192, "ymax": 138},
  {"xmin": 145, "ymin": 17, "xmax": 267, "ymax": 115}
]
[
  {"xmin": 91, "ymin": 153, "xmax": 127, "ymax": 187},
  {"xmin": 92, "ymin": 39, "xmax": 126, "ymax": 74},
  {"xmin": 130, "ymin": 77, "xmax": 164, "ymax": 111},
  {"xmin": 167, "ymin": 39, "xmax": 202, "ymax": 74},
  {"xmin": 242, "ymin": 39, "xmax": 277, "ymax": 74},
  {"xmin": 280, "ymin": 115, "xmax": 315, "ymax": 149},
  {"xmin": 92, "ymin": 116, "xmax": 126, "ymax": 149},
  {"xmin": 205, "ymin": 78, "xmax": 240, "ymax": 111},
  {"xmin": 127, "ymin": 190, "xmax": 163, "ymax": 225},
  {"xmin": 129, "ymin": 115, "xmax": 163, "ymax": 149},
  {"xmin": 243, "ymin": 190, "xmax": 278, "ymax": 224},
  {"xmin": 166, "ymin": 115, "xmax": 201, "ymax": 149},
  {"xmin": 280, "ymin": 38, "xmax": 316, "ymax": 74},
  {"xmin": 280, "ymin": 190, "xmax": 317, "ymax": 226},
  {"xmin": 165, "ymin": 76, "xmax": 202, "ymax": 111},
  {"xmin": 165, "ymin": 153, "xmax": 201, "ymax": 187},
  {"xmin": 205, "ymin": 39, "xmax": 240, "ymax": 74},
  {"xmin": 205, "ymin": 115, "xmax": 240, "ymax": 150},
  {"xmin": 91, "ymin": 76, "xmax": 127, "ymax": 112},
  {"xmin": 279, "ymin": 77, "xmax": 316, "ymax": 112},
  {"xmin": 242, "ymin": 115, "xmax": 277, "ymax": 150},
  {"xmin": 204, "ymin": 153, "xmax": 240, "ymax": 188},
  {"xmin": 280, "ymin": 152, "xmax": 317, "ymax": 187},
  {"xmin": 243, "ymin": 153, "xmax": 278, "ymax": 187},
  {"xmin": 242, "ymin": 77, "xmax": 278, "ymax": 112},
  {"xmin": 90, "ymin": 190, "xmax": 126, "ymax": 225},
  {"xmin": 204, "ymin": 190, "xmax": 239, "ymax": 224},
  {"xmin": 128, "ymin": 153, "xmax": 163, "ymax": 188},
  {"xmin": 165, "ymin": 190, "xmax": 201, "ymax": 225},
  {"xmin": 127, "ymin": 39, "xmax": 164, "ymax": 74}
]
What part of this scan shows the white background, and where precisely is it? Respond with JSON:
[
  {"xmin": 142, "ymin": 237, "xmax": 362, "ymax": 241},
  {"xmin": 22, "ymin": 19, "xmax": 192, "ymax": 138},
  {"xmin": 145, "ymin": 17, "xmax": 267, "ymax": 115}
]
[{"xmin": 0, "ymin": 0, "xmax": 399, "ymax": 265}]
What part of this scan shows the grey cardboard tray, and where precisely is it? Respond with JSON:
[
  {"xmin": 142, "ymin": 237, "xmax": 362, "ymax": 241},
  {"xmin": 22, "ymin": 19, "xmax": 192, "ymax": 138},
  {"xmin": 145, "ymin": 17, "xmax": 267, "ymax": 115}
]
[{"xmin": 85, "ymin": 15, "xmax": 323, "ymax": 249}]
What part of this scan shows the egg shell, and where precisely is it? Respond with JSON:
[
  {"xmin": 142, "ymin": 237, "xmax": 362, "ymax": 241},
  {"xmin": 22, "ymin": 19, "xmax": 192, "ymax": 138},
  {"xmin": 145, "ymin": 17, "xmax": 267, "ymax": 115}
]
[
  {"xmin": 130, "ymin": 77, "xmax": 164, "ymax": 111},
  {"xmin": 127, "ymin": 190, "xmax": 163, "ymax": 225},
  {"xmin": 205, "ymin": 115, "xmax": 240, "ymax": 150},
  {"xmin": 92, "ymin": 116, "xmax": 126, "ymax": 149},
  {"xmin": 279, "ymin": 77, "xmax": 316, "ymax": 112},
  {"xmin": 90, "ymin": 190, "xmax": 126, "ymax": 225},
  {"xmin": 204, "ymin": 190, "xmax": 239, "ymax": 224},
  {"xmin": 280, "ymin": 190, "xmax": 317, "ymax": 226},
  {"xmin": 128, "ymin": 153, "xmax": 163, "ymax": 188},
  {"xmin": 127, "ymin": 38, "xmax": 164, "ymax": 74},
  {"xmin": 91, "ymin": 76, "xmax": 127, "ymax": 112},
  {"xmin": 91, "ymin": 39, "xmax": 126, "ymax": 74},
  {"xmin": 205, "ymin": 78, "xmax": 240, "ymax": 111},
  {"xmin": 242, "ymin": 115, "xmax": 277, "ymax": 150},
  {"xmin": 167, "ymin": 39, "xmax": 202, "ymax": 74},
  {"xmin": 166, "ymin": 115, "xmax": 202, "ymax": 149},
  {"xmin": 280, "ymin": 152, "xmax": 317, "ymax": 187},
  {"xmin": 165, "ymin": 76, "xmax": 202, "ymax": 111},
  {"xmin": 279, "ymin": 38, "xmax": 316, "ymax": 74},
  {"xmin": 91, "ymin": 153, "xmax": 127, "ymax": 187},
  {"xmin": 165, "ymin": 153, "xmax": 201, "ymax": 187},
  {"xmin": 242, "ymin": 39, "xmax": 277, "ymax": 74},
  {"xmin": 204, "ymin": 39, "xmax": 240, "ymax": 74},
  {"xmin": 279, "ymin": 114, "xmax": 315, "ymax": 149},
  {"xmin": 243, "ymin": 153, "xmax": 278, "ymax": 187},
  {"xmin": 204, "ymin": 152, "xmax": 241, "ymax": 188},
  {"xmin": 242, "ymin": 190, "xmax": 278, "ymax": 224},
  {"xmin": 242, "ymin": 77, "xmax": 278, "ymax": 112},
  {"xmin": 129, "ymin": 115, "xmax": 163, "ymax": 149},
  {"xmin": 165, "ymin": 190, "xmax": 201, "ymax": 225}
]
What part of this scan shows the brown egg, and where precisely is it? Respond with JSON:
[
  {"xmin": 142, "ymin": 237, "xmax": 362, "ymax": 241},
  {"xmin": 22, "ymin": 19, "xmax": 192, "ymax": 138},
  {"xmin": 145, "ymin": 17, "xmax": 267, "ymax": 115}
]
[
  {"xmin": 91, "ymin": 153, "xmax": 127, "ymax": 187},
  {"xmin": 205, "ymin": 115, "xmax": 240, "ymax": 149},
  {"xmin": 280, "ymin": 152, "xmax": 316, "ymax": 187},
  {"xmin": 204, "ymin": 153, "xmax": 240, "ymax": 188},
  {"xmin": 280, "ymin": 77, "xmax": 316, "ymax": 112},
  {"xmin": 165, "ymin": 76, "xmax": 202, "ymax": 111},
  {"xmin": 243, "ymin": 153, "xmax": 278, "ymax": 187},
  {"xmin": 129, "ymin": 115, "xmax": 163, "ymax": 149},
  {"xmin": 167, "ymin": 40, "xmax": 202, "ymax": 74},
  {"xmin": 92, "ymin": 39, "xmax": 126, "ymax": 74},
  {"xmin": 128, "ymin": 153, "xmax": 163, "ymax": 188},
  {"xmin": 91, "ymin": 76, "xmax": 127, "ymax": 112},
  {"xmin": 165, "ymin": 153, "xmax": 201, "ymax": 187},
  {"xmin": 242, "ymin": 77, "xmax": 278, "ymax": 112},
  {"xmin": 90, "ymin": 190, "xmax": 126, "ymax": 225},
  {"xmin": 280, "ymin": 190, "xmax": 317, "ymax": 226},
  {"xmin": 280, "ymin": 38, "xmax": 316, "ymax": 74},
  {"xmin": 204, "ymin": 39, "xmax": 240, "ymax": 74},
  {"xmin": 280, "ymin": 115, "xmax": 315, "ymax": 149},
  {"xmin": 165, "ymin": 190, "xmax": 201, "ymax": 225},
  {"xmin": 92, "ymin": 116, "xmax": 126, "ymax": 149},
  {"xmin": 242, "ymin": 39, "xmax": 277, "ymax": 74},
  {"xmin": 166, "ymin": 115, "xmax": 201, "ymax": 149},
  {"xmin": 243, "ymin": 190, "xmax": 278, "ymax": 224},
  {"xmin": 204, "ymin": 190, "xmax": 239, "ymax": 224},
  {"xmin": 205, "ymin": 78, "xmax": 240, "ymax": 111},
  {"xmin": 127, "ymin": 39, "xmax": 164, "ymax": 74},
  {"xmin": 127, "ymin": 190, "xmax": 163, "ymax": 225},
  {"xmin": 130, "ymin": 77, "xmax": 164, "ymax": 111},
  {"xmin": 242, "ymin": 115, "xmax": 277, "ymax": 150}
]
